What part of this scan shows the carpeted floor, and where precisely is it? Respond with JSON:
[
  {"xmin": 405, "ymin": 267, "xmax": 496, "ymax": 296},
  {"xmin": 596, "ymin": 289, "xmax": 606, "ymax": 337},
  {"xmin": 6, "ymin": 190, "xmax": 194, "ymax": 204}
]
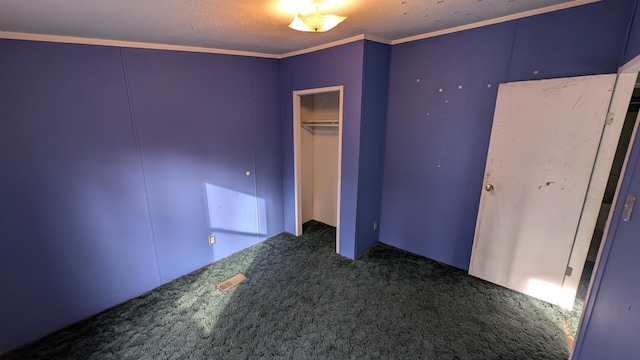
[
  {"xmin": 565, "ymin": 260, "xmax": 592, "ymax": 339},
  {"xmin": 1, "ymin": 221, "xmax": 586, "ymax": 359}
]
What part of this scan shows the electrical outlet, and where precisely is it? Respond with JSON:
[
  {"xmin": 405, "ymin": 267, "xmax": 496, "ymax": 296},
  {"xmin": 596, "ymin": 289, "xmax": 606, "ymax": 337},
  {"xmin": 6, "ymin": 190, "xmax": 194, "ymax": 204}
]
[
  {"xmin": 373, "ymin": 221, "xmax": 378, "ymax": 231},
  {"xmin": 208, "ymin": 235, "xmax": 216, "ymax": 246}
]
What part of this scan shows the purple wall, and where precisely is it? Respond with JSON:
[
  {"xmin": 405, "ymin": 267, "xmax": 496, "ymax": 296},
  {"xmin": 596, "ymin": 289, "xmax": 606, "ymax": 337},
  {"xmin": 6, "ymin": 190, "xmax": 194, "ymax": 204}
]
[
  {"xmin": 0, "ymin": 40, "xmax": 283, "ymax": 354},
  {"xmin": 250, "ymin": 58, "xmax": 286, "ymax": 243},
  {"xmin": 623, "ymin": 1, "xmax": 640, "ymax": 64},
  {"xmin": 380, "ymin": 0, "xmax": 636, "ymax": 270},
  {"xmin": 508, "ymin": 0, "xmax": 632, "ymax": 82},
  {"xmin": 122, "ymin": 49, "xmax": 283, "ymax": 282},
  {"xmin": 280, "ymin": 41, "xmax": 365, "ymax": 259},
  {"xmin": 4, "ymin": 0, "xmax": 640, "ymax": 356},
  {"xmin": 355, "ymin": 41, "xmax": 391, "ymax": 256},
  {"xmin": 380, "ymin": 22, "xmax": 516, "ymax": 269},
  {"xmin": 0, "ymin": 40, "xmax": 159, "ymax": 353},
  {"xmin": 280, "ymin": 40, "xmax": 389, "ymax": 259}
]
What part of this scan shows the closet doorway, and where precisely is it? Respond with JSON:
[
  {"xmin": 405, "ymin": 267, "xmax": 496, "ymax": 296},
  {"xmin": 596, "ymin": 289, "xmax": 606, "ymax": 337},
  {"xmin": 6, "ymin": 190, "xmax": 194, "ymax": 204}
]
[{"xmin": 293, "ymin": 86, "xmax": 343, "ymax": 252}]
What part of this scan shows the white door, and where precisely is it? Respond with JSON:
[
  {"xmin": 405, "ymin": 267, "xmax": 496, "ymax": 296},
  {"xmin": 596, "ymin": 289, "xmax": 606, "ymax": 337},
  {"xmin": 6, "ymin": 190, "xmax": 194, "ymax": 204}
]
[{"xmin": 469, "ymin": 74, "xmax": 616, "ymax": 308}]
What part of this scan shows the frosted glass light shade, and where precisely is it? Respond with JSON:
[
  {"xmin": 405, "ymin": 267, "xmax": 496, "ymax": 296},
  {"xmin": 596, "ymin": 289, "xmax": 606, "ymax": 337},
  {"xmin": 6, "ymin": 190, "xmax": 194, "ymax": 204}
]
[{"xmin": 289, "ymin": 11, "xmax": 346, "ymax": 32}]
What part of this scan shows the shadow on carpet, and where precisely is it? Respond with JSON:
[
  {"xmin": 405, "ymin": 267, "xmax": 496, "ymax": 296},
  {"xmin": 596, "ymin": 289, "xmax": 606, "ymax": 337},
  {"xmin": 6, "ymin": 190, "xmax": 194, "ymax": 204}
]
[{"xmin": 1, "ymin": 221, "xmax": 576, "ymax": 359}]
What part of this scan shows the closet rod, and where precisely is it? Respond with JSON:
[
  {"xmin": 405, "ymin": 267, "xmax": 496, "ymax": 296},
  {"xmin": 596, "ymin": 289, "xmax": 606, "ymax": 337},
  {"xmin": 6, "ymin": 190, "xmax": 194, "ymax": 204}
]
[
  {"xmin": 301, "ymin": 121, "xmax": 339, "ymax": 133},
  {"xmin": 300, "ymin": 121, "xmax": 339, "ymax": 126}
]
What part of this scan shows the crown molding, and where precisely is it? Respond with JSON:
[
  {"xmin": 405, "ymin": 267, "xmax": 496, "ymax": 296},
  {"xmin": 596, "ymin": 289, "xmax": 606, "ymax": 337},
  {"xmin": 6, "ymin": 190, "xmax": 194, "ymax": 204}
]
[
  {"xmin": 392, "ymin": 0, "xmax": 600, "ymax": 45},
  {"xmin": 0, "ymin": 31, "xmax": 280, "ymax": 59},
  {"xmin": 279, "ymin": 34, "xmax": 392, "ymax": 58},
  {"xmin": 0, "ymin": 0, "xmax": 600, "ymax": 59}
]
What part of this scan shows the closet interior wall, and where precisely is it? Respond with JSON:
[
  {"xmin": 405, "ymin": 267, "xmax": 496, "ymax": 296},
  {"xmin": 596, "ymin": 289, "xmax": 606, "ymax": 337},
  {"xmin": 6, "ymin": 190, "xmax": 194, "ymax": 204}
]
[{"xmin": 300, "ymin": 91, "xmax": 340, "ymax": 227}]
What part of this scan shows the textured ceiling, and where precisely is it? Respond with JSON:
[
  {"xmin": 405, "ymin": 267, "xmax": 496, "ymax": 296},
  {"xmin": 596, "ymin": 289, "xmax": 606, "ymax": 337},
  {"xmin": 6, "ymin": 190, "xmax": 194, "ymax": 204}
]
[{"xmin": 0, "ymin": 0, "xmax": 595, "ymax": 56}]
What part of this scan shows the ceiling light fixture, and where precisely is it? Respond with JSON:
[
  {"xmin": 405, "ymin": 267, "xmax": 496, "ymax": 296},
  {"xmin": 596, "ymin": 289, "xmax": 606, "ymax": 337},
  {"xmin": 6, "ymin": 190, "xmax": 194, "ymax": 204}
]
[{"xmin": 288, "ymin": 0, "xmax": 347, "ymax": 32}]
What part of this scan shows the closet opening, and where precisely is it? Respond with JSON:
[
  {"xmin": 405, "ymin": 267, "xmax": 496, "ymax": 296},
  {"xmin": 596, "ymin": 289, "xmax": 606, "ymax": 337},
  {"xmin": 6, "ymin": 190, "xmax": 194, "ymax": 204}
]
[
  {"xmin": 573, "ymin": 79, "xmax": 640, "ymax": 305},
  {"xmin": 293, "ymin": 86, "xmax": 343, "ymax": 253}
]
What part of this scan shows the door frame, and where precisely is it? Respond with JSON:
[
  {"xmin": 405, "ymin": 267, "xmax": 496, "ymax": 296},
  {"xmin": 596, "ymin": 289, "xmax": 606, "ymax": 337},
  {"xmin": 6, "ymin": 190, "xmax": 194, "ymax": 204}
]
[
  {"xmin": 572, "ymin": 58, "xmax": 640, "ymax": 358},
  {"xmin": 563, "ymin": 72, "xmax": 636, "ymax": 308},
  {"xmin": 293, "ymin": 85, "xmax": 344, "ymax": 253}
]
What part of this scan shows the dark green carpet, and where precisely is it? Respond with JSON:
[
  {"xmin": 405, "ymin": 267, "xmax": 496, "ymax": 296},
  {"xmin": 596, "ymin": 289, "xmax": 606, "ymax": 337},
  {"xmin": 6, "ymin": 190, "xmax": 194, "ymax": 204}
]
[
  {"xmin": 1, "ymin": 221, "xmax": 581, "ymax": 359},
  {"xmin": 565, "ymin": 260, "xmax": 592, "ymax": 337}
]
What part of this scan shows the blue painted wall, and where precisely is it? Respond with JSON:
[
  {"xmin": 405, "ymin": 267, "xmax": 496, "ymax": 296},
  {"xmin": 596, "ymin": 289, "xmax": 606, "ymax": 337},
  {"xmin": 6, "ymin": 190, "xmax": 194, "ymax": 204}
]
[
  {"xmin": 250, "ymin": 58, "xmax": 286, "ymax": 243},
  {"xmin": 0, "ymin": 40, "xmax": 159, "ymax": 353},
  {"xmin": 508, "ymin": 0, "xmax": 633, "ymax": 82},
  {"xmin": 280, "ymin": 39, "xmax": 389, "ymax": 259},
  {"xmin": 380, "ymin": 22, "xmax": 516, "ymax": 270},
  {"xmin": 122, "ymin": 49, "xmax": 283, "ymax": 282},
  {"xmin": 355, "ymin": 41, "xmax": 391, "ymax": 256},
  {"xmin": 623, "ymin": 0, "xmax": 640, "ymax": 64},
  {"xmin": 280, "ymin": 41, "xmax": 365, "ymax": 259},
  {"xmin": 3, "ymin": 0, "xmax": 640, "ymax": 356},
  {"xmin": 379, "ymin": 0, "xmax": 636, "ymax": 270},
  {"xmin": 0, "ymin": 40, "xmax": 283, "ymax": 354}
]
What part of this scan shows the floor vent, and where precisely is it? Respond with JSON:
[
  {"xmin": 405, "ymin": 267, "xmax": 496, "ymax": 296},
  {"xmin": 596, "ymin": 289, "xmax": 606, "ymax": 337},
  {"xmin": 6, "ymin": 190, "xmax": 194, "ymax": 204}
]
[{"xmin": 217, "ymin": 273, "xmax": 246, "ymax": 291}]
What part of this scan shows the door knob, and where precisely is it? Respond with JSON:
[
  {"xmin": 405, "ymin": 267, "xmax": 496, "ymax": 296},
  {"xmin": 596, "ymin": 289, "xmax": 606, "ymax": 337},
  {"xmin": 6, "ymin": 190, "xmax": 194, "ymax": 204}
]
[{"xmin": 485, "ymin": 184, "xmax": 494, "ymax": 192}]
